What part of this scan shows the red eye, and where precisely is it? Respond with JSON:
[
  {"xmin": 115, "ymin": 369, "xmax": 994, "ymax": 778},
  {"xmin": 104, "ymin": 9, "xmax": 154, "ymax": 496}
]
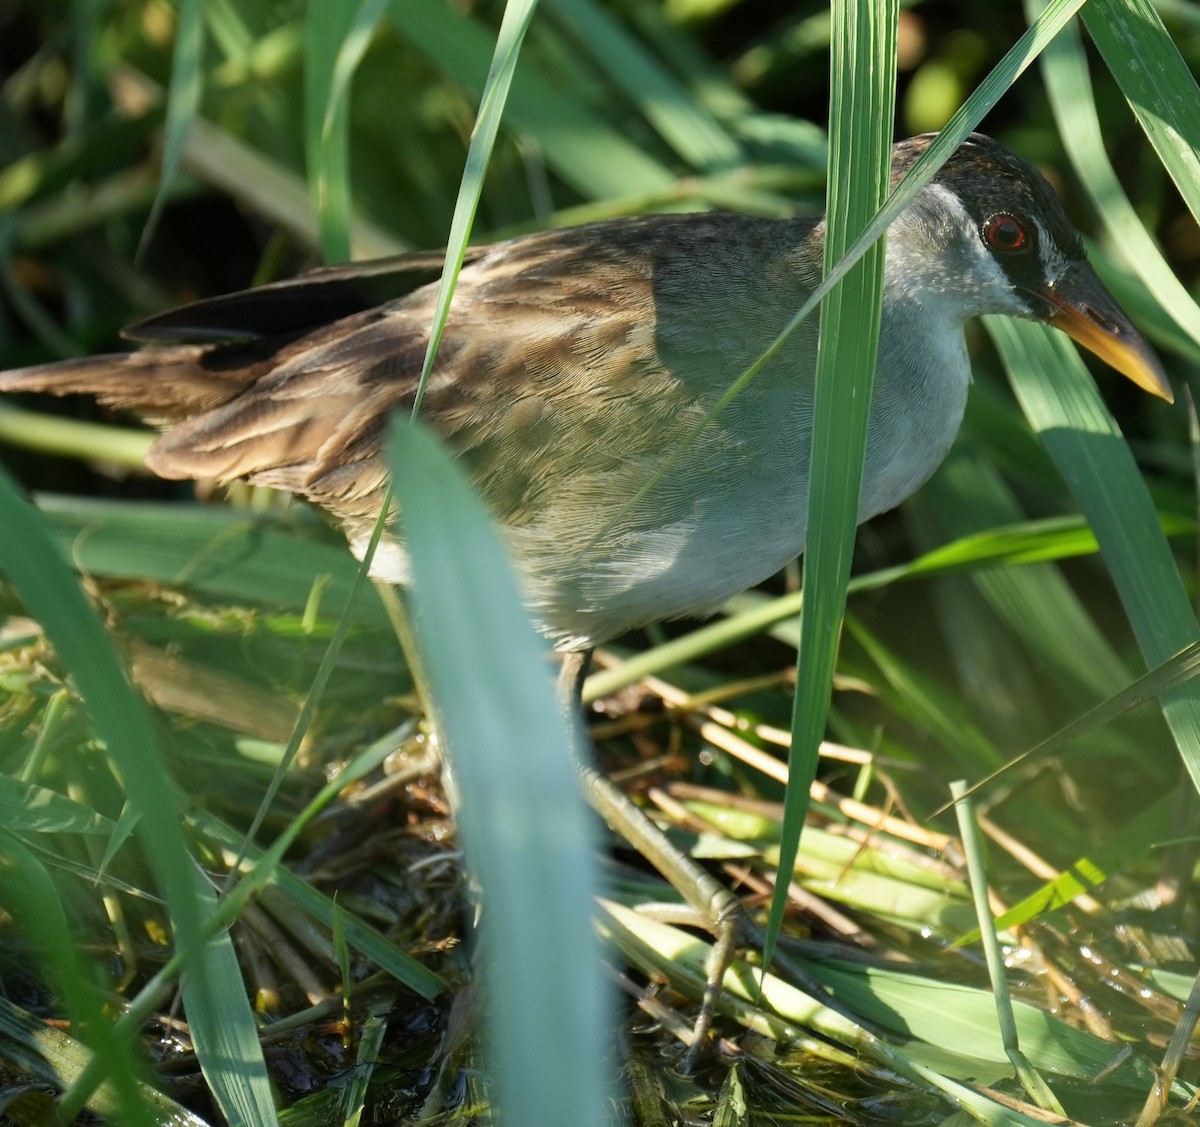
[{"xmin": 984, "ymin": 214, "xmax": 1028, "ymax": 252}]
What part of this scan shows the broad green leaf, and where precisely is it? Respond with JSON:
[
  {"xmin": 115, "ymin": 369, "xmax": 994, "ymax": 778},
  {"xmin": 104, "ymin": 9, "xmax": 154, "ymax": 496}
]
[
  {"xmin": 1082, "ymin": 0, "xmax": 1200, "ymax": 229},
  {"xmin": 989, "ymin": 318, "xmax": 1200, "ymax": 793},
  {"xmin": 389, "ymin": 420, "xmax": 611, "ymax": 1127},
  {"xmin": 184, "ymin": 867, "xmax": 279, "ymax": 1127}
]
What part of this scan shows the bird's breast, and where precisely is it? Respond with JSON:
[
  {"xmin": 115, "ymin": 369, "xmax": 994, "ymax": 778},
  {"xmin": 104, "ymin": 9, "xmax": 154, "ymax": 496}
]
[{"xmin": 858, "ymin": 307, "xmax": 973, "ymax": 523}]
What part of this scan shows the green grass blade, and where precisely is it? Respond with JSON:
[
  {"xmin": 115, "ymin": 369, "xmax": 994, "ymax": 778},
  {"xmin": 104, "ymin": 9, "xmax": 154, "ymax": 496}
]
[
  {"xmin": 543, "ymin": 0, "xmax": 743, "ymax": 171},
  {"xmin": 389, "ymin": 0, "xmax": 675, "ymax": 200},
  {"xmin": 0, "ymin": 465, "xmax": 218, "ymax": 1113},
  {"xmin": 847, "ymin": 616, "xmax": 1009, "ymax": 775},
  {"xmin": 0, "ymin": 996, "xmax": 210, "ymax": 1126},
  {"xmin": 0, "ymin": 402, "xmax": 154, "ymax": 466},
  {"xmin": 304, "ymin": 0, "xmax": 355, "ymax": 264},
  {"xmin": 1030, "ymin": 0, "xmax": 1200, "ymax": 349},
  {"xmin": 31, "ymin": 495, "xmax": 391, "ymax": 626},
  {"xmin": 0, "ymin": 776, "xmax": 114, "ymax": 835},
  {"xmin": 974, "ymin": 793, "xmax": 1173, "ymax": 936},
  {"xmin": 950, "ymin": 639, "xmax": 1200, "ymax": 807},
  {"xmin": 306, "ymin": 0, "xmax": 388, "ymax": 263},
  {"xmin": 921, "ymin": 449, "xmax": 1129, "ymax": 702},
  {"xmin": 408, "ymin": 0, "xmax": 539, "ymax": 419},
  {"xmin": 904, "ymin": 512, "xmax": 1194, "ymax": 575},
  {"xmin": 0, "ymin": 832, "xmax": 157, "ymax": 1125},
  {"xmin": 811, "ymin": 958, "xmax": 1161, "ymax": 1089},
  {"xmin": 770, "ymin": 0, "xmax": 897, "ymax": 960},
  {"xmin": 211, "ymin": 727, "xmax": 445, "ymax": 1000},
  {"xmin": 184, "ymin": 868, "xmax": 280, "ymax": 1127},
  {"xmin": 192, "ymin": 806, "xmax": 445, "ymax": 1000},
  {"xmin": 951, "ymin": 781, "xmax": 1067, "ymax": 1116},
  {"xmin": 388, "ymin": 420, "xmax": 611, "ymax": 1127},
  {"xmin": 601, "ymin": 901, "xmax": 1083, "ymax": 1123},
  {"xmin": 987, "ymin": 317, "xmax": 1200, "ymax": 791},
  {"xmin": 1082, "ymin": 0, "xmax": 1200, "ymax": 226},
  {"xmin": 140, "ymin": 0, "xmax": 204, "ymax": 258}
]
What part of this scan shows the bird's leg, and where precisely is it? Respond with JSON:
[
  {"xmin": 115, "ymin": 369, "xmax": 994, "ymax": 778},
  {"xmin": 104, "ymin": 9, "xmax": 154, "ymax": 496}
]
[
  {"xmin": 556, "ymin": 648, "xmax": 593, "ymax": 717},
  {"xmin": 557, "ymin": 648, "xmax": 743, "ymax": 1071}
]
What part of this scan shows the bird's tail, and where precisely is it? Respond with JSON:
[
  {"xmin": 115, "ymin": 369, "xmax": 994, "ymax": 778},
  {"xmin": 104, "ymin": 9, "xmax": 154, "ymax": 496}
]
[{"xmin": 0, "ymin": 347, "xmax": 265, "ymax": 421}]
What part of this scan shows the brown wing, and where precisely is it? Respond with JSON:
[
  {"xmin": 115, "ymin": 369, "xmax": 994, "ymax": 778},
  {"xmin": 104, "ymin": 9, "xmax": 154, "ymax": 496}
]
[
  {"xmin": 144, "ymin": 221, "xmax": 680, "ymax": 532},
  {"xmin": 0, "ymin": 223, "xmax": 669, "ymax": 537},
  {"xmin": 0, "ymin": 244, "xmax": 486, "ymax": 419},
  {"xmin": 1, "ymin": 212, "xmax": 818, "ymax": 550},
  {"xmin": 123, "ymin": 245, "xmax": 495, "ymax": 343}
]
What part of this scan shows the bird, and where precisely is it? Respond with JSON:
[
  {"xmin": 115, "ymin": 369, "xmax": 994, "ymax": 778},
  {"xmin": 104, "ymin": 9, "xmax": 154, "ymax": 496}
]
[
  {"xmin": 0, "ymin": 132, "xmax": 1172, "ymax": 653},
  {"xmin": 0, "ymin": 130, "xmax": 1175, "ymax": 1073}
]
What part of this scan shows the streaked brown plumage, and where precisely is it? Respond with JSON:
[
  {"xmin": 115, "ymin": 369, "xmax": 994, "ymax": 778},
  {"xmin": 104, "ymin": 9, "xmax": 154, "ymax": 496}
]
[{"xmin": 0, "ymin": 133, "xmax": 1170, "ymax": 648}]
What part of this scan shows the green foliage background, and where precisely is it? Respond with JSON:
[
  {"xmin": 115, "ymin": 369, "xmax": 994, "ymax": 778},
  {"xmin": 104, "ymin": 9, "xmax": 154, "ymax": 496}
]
[{"xmin": 1, "ymin": 1, "xmax": 1199, "ymax": 1124}]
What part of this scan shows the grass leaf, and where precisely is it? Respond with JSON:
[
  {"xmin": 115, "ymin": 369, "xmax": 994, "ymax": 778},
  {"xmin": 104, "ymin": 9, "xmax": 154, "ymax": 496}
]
[
  {"xmin": 388, "ymin": 419, "xmax": 612, "ymax": 1127},
  {"xmin": 769, "ymin": 0, "xmax": 897, "ymax": 961},
  {"xmin": 988, "ymin": 317, "xmax": 1200, "ymax": 792},
  {"xmin": 139, "ymin": 0, "xmax": 204, "ymax": 258},
  {"xmin": 0, "ymin": 463, "xmax": 217, "ymax": 1116}
]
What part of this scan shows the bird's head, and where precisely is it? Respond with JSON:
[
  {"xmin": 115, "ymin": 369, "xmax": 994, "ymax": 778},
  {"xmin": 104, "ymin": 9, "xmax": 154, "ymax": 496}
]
[{"xmin": 888, "ymin": 132, "xmax": 1171, "ymax": 402}]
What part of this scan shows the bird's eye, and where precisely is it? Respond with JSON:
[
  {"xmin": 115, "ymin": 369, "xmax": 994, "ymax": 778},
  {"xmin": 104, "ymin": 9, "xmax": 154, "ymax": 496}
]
[{"xmin": 983, "ymin": 214, "xmax": 1029, "ymax": 253}]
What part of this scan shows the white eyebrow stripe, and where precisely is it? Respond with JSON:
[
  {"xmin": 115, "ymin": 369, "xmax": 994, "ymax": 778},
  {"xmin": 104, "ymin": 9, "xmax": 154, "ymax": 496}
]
[{"xmin": 1034, "ymin": 217, "xmax": 1070, "ymax": 285}]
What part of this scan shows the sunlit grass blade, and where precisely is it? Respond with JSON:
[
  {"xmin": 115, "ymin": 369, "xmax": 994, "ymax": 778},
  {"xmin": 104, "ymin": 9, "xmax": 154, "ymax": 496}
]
[
  {"xmin": 1082, "ymin": 0, "xmax": 1200, "ymax": 227},
  {"xmin": 1030, "ymin": 0, "xmax": 1200, "ymax": 350},
  {"xmin": 543, "ymin": 0, "xmax": 742, "ymax": 171},
  {"xmin": 407, "ymin": 0, "xmax": 539, "ymax": 419},
  {"xmin": 988, "ymin": 317, "xmax": 1200, "ymax": 792},
  {"xmin": 970, "ymin": 792, "xmax": 1174, "ymax": 936},
  {"xmin": 0, "ymin": 402, "xmax": 153, "ymax": 466},
  {"xmin": 904, "ymin": 512, "xmax": 1194, "ymax": 575},
  {"xmin": 767, "ymin": 0, "xmax": 897, "ymax": 965},
  {"xmin": 389, "ymin": 420, "xmax": 611, "ymax": 1126}
]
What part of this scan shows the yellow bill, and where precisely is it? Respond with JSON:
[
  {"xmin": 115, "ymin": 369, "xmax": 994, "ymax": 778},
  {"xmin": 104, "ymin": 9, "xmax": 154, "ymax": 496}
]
[{"xmin": 1038, "ymin": 264, "xmax": 1173, "ymax": 402}]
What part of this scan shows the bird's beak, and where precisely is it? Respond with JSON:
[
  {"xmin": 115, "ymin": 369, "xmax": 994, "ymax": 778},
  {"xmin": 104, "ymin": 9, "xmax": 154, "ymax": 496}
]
[{"xmin": 1037, "ymin": 263, "xmax": 1173, "ymax": 402}]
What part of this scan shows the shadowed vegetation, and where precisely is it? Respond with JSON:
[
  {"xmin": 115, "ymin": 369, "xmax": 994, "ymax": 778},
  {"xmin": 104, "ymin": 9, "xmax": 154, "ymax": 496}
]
[{"xmin": 1, "ymin": 1, "xmax": 1199, "ymax": 1123}]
